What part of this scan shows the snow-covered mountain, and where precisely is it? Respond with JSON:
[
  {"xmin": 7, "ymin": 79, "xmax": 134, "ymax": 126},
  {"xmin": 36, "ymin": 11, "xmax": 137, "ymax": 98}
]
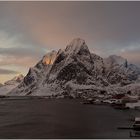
[
  {"xmin": 0, "ymin": 74, "xmax": 24, "ymax": 95},
  {"xmin": 9, "ymin": 38, "xmax": 140, "ymax": 97}
]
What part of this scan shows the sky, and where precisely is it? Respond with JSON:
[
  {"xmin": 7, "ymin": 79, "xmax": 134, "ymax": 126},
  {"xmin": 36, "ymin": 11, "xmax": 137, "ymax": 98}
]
[{"xmin": 0, "ymin": 1, "xmax": 140, "ymax": 83}]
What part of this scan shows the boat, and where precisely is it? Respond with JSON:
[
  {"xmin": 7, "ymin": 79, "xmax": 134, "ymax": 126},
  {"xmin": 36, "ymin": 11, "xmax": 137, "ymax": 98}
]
[
  {"xmin": 130, "ymin": 130, "xmax": 140, "ymax": 137},
  {"xmin": 112, "ymin": 102, "xmax": 129, "ymax": 110},
  {"xmin": 133, "ymin": 117, "xmax": 140, "ymax": 130},
  {"xmin": 129, "ymin": 117, "xmax": 140, "ymax": 137},
  {"xmin": 118, "ymin": 117, "xmax": 140, "ymax": 137}
]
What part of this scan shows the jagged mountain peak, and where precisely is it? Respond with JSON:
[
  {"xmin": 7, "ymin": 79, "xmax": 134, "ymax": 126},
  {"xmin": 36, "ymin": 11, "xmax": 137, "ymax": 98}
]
[
  {"xmin": 67, "ymin": 38, "xmax": 85, "ymax": 46},
  {"xmin": 64, "ymin": 38, "xmax": 89, "ymax": 55},
  {"xmin": 49, "ymin": 38, "xmax": 93, "ymax": 72}
]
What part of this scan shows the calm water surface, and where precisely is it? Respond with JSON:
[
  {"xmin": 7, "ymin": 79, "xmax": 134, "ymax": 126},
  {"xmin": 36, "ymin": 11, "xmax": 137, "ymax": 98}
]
[{"xmin": 0, "ymin": 98, "xmax": 139, "ymax": 138}]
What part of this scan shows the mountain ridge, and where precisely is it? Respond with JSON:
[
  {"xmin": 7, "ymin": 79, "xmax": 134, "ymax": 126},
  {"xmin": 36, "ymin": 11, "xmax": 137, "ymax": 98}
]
[{"xmin": 8, "ymin": 38, "xmax": 140, "ymax": 97}]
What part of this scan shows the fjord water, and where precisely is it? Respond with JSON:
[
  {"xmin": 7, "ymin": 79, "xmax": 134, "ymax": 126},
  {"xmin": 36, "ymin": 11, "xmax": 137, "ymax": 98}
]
[{"xmin": 0, "ymin": 98, "xmax": 139, "ymax": 139}]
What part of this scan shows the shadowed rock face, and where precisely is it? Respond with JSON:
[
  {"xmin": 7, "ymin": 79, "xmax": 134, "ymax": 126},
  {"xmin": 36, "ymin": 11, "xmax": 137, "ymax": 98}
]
[
  {"xmin": 46, "ymin": 38, "xmax": 94, "ymax": 84},
  {"xmin": 56, "ymin": 62, "xmax": 90, "ymax": 84},
  {"xmin": 8, "ymin": 38, "xmax": 140, "ymax": 96},
  {"xmin": 45, "ymin": 38, "xmax": 133, "ymax": 86}
]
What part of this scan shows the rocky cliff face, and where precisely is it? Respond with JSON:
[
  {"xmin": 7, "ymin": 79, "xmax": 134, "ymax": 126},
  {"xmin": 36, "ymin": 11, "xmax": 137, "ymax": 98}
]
[{"xmin": 9, "ymin": 38, "xmax": 140, "ymax": 97}]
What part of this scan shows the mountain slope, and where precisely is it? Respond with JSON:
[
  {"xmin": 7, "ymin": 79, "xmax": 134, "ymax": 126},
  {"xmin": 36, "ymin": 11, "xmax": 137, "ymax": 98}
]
[
  {"xmin": 9, "ymin": 50, "xmax": 57, "ymax": 95},
  {"xmin": 0, "ymin": 74, "xmax": 24, "ymax": 95}
]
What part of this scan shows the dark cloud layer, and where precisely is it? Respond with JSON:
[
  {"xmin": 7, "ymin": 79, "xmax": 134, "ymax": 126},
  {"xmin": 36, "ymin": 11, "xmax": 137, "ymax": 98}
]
[
  {"xmin": 0, "ymin": 46, "xmax": 45, "ymax": 57},
  {"xmin": 0, "ymin": 1, "xmax": 140, "ymax": 82},
  {"xmin": 1, "ymin": 2, "xmax": 140, "ymax": 48},
  {"xmin": 0, "ymin": 68, "xmax": 18, "ymax": 74}
]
